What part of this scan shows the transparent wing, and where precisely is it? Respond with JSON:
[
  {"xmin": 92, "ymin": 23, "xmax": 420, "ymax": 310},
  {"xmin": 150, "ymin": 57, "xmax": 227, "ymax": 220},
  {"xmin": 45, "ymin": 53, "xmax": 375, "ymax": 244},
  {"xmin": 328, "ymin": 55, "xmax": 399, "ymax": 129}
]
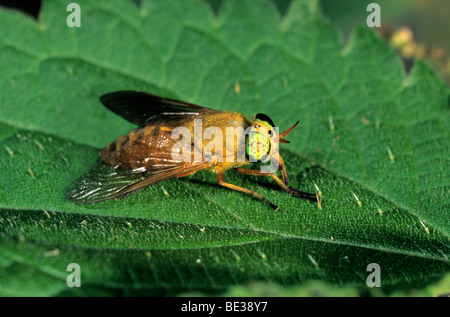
[{"xmin": 66, "ymin": 160, "xmax": 210, "ymax": 204}]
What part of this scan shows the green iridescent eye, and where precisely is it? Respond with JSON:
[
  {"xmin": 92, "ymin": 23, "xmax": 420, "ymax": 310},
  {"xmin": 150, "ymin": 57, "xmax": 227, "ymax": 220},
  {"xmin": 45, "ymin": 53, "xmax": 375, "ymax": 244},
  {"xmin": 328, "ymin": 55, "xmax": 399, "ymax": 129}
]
[{"xmin": 246, "ymin": 131, "xmax": 271, "ymax": 163}]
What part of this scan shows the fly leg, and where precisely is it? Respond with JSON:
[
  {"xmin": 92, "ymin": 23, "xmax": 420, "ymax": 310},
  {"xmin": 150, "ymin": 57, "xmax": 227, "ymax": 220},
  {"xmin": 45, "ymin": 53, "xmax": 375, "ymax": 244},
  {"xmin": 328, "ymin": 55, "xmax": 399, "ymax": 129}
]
[
  {"xmin": 217, "ymin": 172, "xmax": 279, "ymax": 211},
  {"xmin": 234, "ymin": 168, "xmax": 317, "ymax": 202}
]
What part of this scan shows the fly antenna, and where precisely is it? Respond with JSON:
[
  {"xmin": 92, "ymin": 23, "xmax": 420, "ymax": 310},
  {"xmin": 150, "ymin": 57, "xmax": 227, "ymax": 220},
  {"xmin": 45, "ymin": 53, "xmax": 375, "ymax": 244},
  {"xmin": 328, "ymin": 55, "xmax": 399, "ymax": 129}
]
[{"xmin": 279, "ymin": 121, "xmax": 299, "ymax": 140}]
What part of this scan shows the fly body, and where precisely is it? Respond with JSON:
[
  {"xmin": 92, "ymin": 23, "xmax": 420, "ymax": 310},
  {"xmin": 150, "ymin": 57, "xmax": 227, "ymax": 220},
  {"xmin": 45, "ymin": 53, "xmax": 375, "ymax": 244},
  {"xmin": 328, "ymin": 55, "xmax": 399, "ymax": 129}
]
[{"xmin": 66, "ymin": 91, "xmax": 317, "ymax": 210}]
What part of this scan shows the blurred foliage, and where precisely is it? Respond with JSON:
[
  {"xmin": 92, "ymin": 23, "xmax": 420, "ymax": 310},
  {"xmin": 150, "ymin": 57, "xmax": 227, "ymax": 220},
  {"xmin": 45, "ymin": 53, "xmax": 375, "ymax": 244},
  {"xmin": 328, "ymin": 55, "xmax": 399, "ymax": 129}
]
[
  {"xmin": 206, "ymin": 0, "xmax": 450, "ymax": 86},
  {"xmin": 178, "ymin": 272, "xmax": 450, "ymax": 297}
]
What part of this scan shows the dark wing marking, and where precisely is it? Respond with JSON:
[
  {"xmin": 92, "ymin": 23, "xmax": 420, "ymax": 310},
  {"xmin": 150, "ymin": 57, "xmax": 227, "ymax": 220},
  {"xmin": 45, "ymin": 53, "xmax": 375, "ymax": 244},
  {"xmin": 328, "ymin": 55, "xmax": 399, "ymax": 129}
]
[
  {"xmin": 100, "ymin": 91, "xmax": 220, "ymax": 126},
  {"xmin": 66, "ymin": 160, "xmax": 211, "ymax": 204}
]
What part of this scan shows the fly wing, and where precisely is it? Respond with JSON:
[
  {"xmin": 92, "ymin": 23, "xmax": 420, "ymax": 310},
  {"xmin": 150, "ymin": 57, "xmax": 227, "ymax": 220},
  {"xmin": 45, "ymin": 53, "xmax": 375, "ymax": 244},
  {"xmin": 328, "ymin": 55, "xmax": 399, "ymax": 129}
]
[
  {"xmin": 66, "ymin": 162, "xmax": 148, "ymax": 204},
  {"xmin": 66, "ymin": 160, "xmax": 211, "ymax": 204},
  {"xmin": 100, "ymin": 91, "xmax": 220, "ymax": 126}
]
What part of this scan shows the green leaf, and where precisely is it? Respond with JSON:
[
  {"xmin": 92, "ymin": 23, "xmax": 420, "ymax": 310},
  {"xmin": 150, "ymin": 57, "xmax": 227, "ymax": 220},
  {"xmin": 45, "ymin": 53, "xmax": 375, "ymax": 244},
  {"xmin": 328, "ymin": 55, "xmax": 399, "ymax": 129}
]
[{"xmin": 0, "ymin": 0, "xmax": 448, "ymax": 296}]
